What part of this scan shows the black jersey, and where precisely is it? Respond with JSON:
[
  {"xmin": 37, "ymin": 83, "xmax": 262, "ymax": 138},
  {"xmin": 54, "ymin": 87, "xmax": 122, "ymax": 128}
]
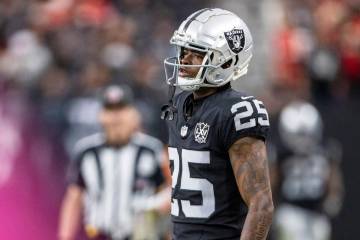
[
  {"xmin": 165, "ymin": 87, "xmax": 270, "ymax": 240},
  {"xmin": 275, "ymin": 143, "xmax": 334, "ymax": 212}
]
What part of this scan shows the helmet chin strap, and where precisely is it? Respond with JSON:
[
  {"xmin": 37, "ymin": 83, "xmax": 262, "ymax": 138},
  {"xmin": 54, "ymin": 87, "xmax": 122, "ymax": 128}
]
[
  {"xmin": 161, "ymin": 65, "xmax": 204, "ymax": 120},
  {"xmin": 161, "ymin": 83, "xmax": 177, "ymax": 120}
]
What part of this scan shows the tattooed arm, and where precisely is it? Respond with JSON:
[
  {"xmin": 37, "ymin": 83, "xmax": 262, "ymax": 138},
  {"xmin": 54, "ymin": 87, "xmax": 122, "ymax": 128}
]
[{"xmin": 229, "ymin": 137, "xmax": 274, "ymax": 240}]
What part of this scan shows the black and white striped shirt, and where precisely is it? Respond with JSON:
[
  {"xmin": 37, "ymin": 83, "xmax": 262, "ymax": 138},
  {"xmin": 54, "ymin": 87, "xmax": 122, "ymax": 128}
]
[{"xmin": 67, "ymin": 132, "xmax": 165, "ymax": 239}]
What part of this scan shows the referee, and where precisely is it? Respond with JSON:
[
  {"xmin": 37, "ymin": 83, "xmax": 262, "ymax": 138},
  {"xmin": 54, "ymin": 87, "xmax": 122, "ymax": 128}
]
[{"xmin": 58, "ymin": 85, "xmax": 170, "ymax": 240}]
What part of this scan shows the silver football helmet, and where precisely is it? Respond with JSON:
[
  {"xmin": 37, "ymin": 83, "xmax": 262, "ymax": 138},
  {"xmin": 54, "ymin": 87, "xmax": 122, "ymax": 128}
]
[
  {"xmin": 164, "ymin": 8, "xmax": 253, "ymax": 91},
  {"xmin": 279, "ymin": 101, "xmax": 323, "ymax": 153}
]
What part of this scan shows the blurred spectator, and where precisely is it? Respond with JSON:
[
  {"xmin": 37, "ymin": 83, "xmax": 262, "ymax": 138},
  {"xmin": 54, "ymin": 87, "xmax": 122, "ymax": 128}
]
[
  {"xmin": 306, "ymin": 0, "xmax": 347, "ymax": 101},
  {"xmin": 64, "ymin": 61, "xmax": 110, "ymax": 154},
  {"xmin": 28, "ymin": 0, "xmax": 74, "ymax": 30},
  {"xmin": 270, "ymin": 2, "xmax": 313, "ymax": 97},
  {"xmin": 128, "ymin": 53, "xmax": 168, "ymax": 141},
  {"xmin": 269, "ymin": 100, "xmax": 344, "ymax": 240},
  {"xmin": 268, "ymin": 0, "xmax": 360, "ymax": 104},
  {"xmin": 0, "ymin": 0, "xmax": 30, "ymax": 41},
  {"xmin": 0, "ymin": 29, "xmax": 52, "ymax": 88},
  {"xmin": 58, "ymin": 85, "xmax": 170, "ymax": 240},
  {"xmin": 33, "ymin": 65, "xmax": 71, "ymax": 141},
  {"xmin": 339, "ymin": 9, "xmax": 360, "ymax": 98},
  {"xmin": 100, "ymin": 14, "xmax": 136, "ymax": 71}
]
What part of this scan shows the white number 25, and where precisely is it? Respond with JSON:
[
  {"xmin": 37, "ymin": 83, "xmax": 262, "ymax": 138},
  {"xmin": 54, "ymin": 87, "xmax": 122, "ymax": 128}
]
[
  {"xmin": 231, "ymin": 99, "xmax": 269, "ymax": 131},
  {"xmin": 168, "ymin": 148, "xmax": 215, "ymax": 218}
]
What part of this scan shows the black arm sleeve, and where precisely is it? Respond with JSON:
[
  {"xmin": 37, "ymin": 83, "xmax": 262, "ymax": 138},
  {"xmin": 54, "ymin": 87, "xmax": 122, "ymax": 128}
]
[{"xmin": 66, "ymin": 151, "xmax": 86, "ymax": 188}]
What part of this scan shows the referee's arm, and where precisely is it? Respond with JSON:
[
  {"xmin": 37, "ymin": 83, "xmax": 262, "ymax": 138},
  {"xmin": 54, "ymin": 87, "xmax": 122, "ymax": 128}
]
[
  {"xmin": 156, "ymin": 147, "xmax": 172, "ymax": 214},
  {"xmin": 58, "ymin": 184, "xmax": 84, "ymax": 240}
]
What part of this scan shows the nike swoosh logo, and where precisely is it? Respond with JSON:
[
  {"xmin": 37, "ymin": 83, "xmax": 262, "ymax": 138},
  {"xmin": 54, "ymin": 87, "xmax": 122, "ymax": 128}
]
[{"xmin": 241, "ymin": 96, "xmax": 254, "ymax": 100}]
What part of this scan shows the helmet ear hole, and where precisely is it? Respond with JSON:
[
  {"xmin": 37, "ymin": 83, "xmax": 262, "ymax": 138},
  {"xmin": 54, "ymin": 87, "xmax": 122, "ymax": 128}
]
[{"xmin": 221, "ymin": 59, "xmax": 233, "ymax": 69}]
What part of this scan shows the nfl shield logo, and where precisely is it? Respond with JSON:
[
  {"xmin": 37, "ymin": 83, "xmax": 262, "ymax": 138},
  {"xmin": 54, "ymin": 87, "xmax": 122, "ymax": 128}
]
[
  {"xmin": 194, "ymin": 122, "xmax": 210, "ymax": 144},
  {"xmin": 224, "ymin": 29, "xmax": 245, "ymax": 54},
  {"xmin": 180, "ymin": 125, "xmax": 188, "ymax": 138}
]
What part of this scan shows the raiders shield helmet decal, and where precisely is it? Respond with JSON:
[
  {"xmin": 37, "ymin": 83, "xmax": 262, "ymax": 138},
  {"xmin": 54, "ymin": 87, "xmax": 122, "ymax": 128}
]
[{"xmin": 224, "ymin": 29, "xmax": 245, "ymax": 54}]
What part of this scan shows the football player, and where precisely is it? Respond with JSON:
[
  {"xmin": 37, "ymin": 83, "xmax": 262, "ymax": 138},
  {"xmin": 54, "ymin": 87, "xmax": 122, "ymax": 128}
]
[
  {"xmin": 270, "ymin": 101, "xmax": 344, "ymax": 240},
  {"xmin": 162, "ymin": 8, "xmax": 274, "ymax": 240}
]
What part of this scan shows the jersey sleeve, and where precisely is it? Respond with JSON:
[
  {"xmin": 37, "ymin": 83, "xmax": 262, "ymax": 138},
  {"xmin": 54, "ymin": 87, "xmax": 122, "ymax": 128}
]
[
  {"xmin": 133, "ymin": 133, "xmax": 166, "ymax": 188},
  {"xmin": 221, "ymin": 96, "xmax": 270, "ymax": 150},
  {"xmin": 66, "ymin": 151, "xmax": 86, "ymax": 188},
  {"xmin": 149, "ymin": 147, "xmax": 165, "ymax": 187}
]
